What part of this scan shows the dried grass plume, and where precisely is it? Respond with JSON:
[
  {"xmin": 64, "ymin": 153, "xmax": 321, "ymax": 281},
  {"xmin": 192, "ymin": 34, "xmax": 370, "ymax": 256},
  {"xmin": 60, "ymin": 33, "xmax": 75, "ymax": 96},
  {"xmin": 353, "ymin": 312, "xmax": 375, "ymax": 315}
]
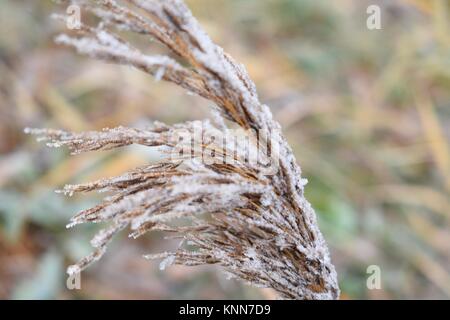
[{"xmin": 26, "ymin": 0, "xmax": 339, "ymax": 300}]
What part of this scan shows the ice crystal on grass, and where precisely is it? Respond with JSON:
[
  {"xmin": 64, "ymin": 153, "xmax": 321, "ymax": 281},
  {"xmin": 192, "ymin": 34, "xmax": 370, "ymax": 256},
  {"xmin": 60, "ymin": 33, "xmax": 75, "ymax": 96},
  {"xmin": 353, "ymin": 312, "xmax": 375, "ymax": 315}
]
[{"xmin": 26, "ymin": 0, "xmax": 339, "ymax": 300}]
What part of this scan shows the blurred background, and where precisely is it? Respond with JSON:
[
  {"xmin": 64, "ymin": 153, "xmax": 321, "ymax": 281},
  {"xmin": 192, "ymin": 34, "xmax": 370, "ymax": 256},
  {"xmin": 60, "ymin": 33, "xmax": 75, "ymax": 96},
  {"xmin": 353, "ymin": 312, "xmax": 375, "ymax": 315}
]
[{"xmin": 0, "ymin": 0, "xmax": 449, "ymax": 299}]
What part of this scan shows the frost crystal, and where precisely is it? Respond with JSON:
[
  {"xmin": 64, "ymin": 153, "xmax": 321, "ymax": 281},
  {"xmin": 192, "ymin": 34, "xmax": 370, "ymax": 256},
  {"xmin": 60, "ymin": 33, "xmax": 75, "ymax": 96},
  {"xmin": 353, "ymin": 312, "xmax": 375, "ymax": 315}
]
[{"xmin": 159, "ymin": 255, "xmax": 176, "ymax": 271}]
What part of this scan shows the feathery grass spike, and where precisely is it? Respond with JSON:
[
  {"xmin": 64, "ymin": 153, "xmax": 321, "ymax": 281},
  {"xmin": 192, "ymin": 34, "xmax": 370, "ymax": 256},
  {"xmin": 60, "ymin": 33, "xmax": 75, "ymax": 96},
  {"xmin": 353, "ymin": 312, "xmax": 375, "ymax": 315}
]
[{"xmin": 26, "ymin": 0, "xmax": 339, "ymax": 300}]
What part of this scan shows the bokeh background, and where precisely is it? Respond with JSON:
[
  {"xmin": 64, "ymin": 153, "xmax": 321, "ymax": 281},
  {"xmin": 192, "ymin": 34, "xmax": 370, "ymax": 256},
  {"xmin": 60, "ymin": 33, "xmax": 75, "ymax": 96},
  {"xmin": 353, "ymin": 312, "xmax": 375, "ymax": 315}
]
[{"xmin": 1, "ymin": 0, "xmax": 449, "ymax": 299}]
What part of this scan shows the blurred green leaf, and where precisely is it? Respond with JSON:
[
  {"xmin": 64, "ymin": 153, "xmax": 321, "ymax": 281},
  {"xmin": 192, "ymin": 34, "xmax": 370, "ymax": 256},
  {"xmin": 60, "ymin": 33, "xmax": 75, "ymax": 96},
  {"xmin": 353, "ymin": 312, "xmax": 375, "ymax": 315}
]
[{"xmin": 12, "ymin": 250, "xmax": 63, "ymax": 300}]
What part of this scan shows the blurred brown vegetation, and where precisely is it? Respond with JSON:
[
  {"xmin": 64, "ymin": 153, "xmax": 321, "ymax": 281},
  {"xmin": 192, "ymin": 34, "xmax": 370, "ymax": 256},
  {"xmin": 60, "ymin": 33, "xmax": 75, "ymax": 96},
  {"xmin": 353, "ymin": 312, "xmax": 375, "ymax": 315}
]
[{"xmin": 0, "ymin": 0, "xmax": 449, "ymax": 299}]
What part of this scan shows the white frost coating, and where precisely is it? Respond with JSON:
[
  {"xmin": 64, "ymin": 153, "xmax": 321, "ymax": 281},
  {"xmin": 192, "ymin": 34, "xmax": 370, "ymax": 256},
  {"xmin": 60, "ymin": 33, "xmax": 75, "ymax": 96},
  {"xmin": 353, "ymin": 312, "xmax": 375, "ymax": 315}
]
[
  {"xmin": 90, "ymin": 223, "xmax": 125, "ymax": 248},
  {"xmin": 55, "ymin": 33, "xmax": 187, "ymax": 84},
  {"xmin": 96, "ymin": 30, "xmax": 130, "ymax": 52},
  {"xmin": 260, "ymin": 193, "xmax": 272, "ymax": 207},
  {"xmin": 154, "ymin": 66, "xmax": 166, "ymax": 82},
  {"xmin": 67, "ymin": 265, "xmax": 80, "ymax": 276},
  {"xmin": 299, "ymin": 178, "xmax": 308, "ymax": 187},
  {"xmin": 159, "ymin": 255, "xmax": 176, "ymax": 270}
]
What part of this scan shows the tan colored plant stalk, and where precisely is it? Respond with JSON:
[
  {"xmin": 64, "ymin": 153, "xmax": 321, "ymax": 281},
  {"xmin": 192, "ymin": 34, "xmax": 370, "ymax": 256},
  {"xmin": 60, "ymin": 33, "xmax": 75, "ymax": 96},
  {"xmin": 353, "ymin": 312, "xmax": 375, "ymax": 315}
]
[{"xmin": 26, "ymin": 0, "xmax": 339, "ymax": 299}]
